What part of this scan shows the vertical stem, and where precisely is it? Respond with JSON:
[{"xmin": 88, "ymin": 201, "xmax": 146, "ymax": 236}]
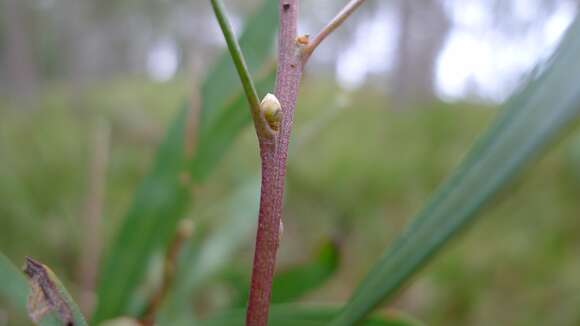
[
  {"xmin": 246, "ymin": 140, "xmax": 279, "ymax": 326},
  {"xmin": 79, "ymin": 119, "xmax": 109, "ymax": 315},
  {"xmin": 246, "ymin": 1, "xmax": 304, "ymax": 325},
  {"xmin": 140, "ymin": 220, "xmax": 193, "ymax": 326}
]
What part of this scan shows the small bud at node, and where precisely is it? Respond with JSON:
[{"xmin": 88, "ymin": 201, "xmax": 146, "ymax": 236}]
[{"xmin": 261, "ymin": 93, "xmax": 282, "ymax": 131}]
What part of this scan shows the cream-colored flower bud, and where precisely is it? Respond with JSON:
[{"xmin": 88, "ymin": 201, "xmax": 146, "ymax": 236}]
[{"xmin": 260, "ymin": 93, "xmax": 282, "ymax": 131}]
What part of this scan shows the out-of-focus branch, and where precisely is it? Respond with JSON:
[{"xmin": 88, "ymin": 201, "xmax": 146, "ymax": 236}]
[
  {"xmin": 140, "ymin": 219, "xmax": 194, "ymax": 326},
  {"xmin": 78, "ymin": 119, "xmax": 110, "ymax": 315},
  {"xmin": 302, "ymin": 0, "xmax": 366, "ymax": 63},
  {"xmin": 184, "ymin": 81, "xmax": 201, "ymax": 161}
]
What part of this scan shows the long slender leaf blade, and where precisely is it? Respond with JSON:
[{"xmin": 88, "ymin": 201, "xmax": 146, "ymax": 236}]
[
  {"xmin": 191, "ymin": 72, "xmax": 276, "ymax": 182},
  {"xmin": 92, "ymin": 106, "xmax": 190, "ymax": 323},
  {"xmin": 93, "ymin": 1, "xmax": 278, "ymax": 322},
  {"xmin": 0, "ymin": 253, "xmax": 29, "ymax": 316},
  {"xmin": 156, "ymin": 177, "xmax": 260, "ymax": 325},
  {"xmin": 186, "ymin": 72, "xmax": 276, "ymax": 302},
  {"xmin": 94, "ymin": 71, "xmax": 274, "ymax": 322},
  {"xmin": 160, "ymin": 92, "xmax": 339, "ymax": 322},
  {"xmin": 271, "ymin": 240, "xmax": 340, "ymax": 303},
  {"xmin": 334, "ymin": 17, "xmax": 580, "ymax": 325},
  {"xmin": 153, "ymin": 73, "xmax": 275, "ymax": 326},
  {"xmin": 228, "ymin": 240, "xmax": 341, "ymax": 307}
]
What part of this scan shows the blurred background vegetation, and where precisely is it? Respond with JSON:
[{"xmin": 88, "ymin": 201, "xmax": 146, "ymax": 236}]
[{"xmin": 1, "ymin": 0, "xmax": 580, "ymax": 325}]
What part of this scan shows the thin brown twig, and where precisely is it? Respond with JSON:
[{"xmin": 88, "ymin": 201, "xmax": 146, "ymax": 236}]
[
  {"xmin": 302, "ymin": 0, "xmax": 367, "ymax": 63},
  {"xmin": 78, "ymin": 119, "xmax": 110, "ymax": 316},
  {"xmin": 140, "ymin": 220, "xmax": 194, "ymax": 326},
  {"xmin": 184, "ymin": 80, "xmax": 201, "ymax": 161}
]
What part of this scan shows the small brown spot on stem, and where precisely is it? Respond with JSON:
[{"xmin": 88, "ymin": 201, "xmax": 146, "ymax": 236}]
[
  {"xmin": 296, "ymin": 34, "xmax": 310, "ymax": 46},
  {"xmin": 283, "ymin": 3, "xmax": 290, "ymax": 10}
]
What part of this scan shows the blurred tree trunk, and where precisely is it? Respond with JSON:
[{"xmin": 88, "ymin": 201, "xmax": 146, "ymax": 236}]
[
  {"xmin": 2, "ymin": 0, "xmax": 38, "ymax": 101},
  {"xmin": 391, "ymin": 0, "xmax": 450, "ymax": 110}
]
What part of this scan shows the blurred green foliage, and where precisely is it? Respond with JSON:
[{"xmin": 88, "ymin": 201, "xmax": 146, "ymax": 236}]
[
  {"xmin": 92, "ymin": 0, "xmax": 278, "ymax": 321},
  {"xmin": 1, "ymin": 77, "xmax": 579, "ymax": 324},
  {"xmin": 334, "ymin": 17, "xmax": 580, "ymax": 325}
]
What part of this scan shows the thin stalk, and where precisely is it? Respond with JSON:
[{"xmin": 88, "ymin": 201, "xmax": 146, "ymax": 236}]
[
  {"xmin": 78, "ymin": 119, "xmax": 109, "ymax": 315},
  {"xmin": 245, "ymin": 1, "xmax": 367, "ymax": 325},
  {"xmin": 246, "ymin": 1, "xmax": 302, "ymax": 324},
  {"xmin": 209, "ymin": 0, "xmax": 272, "ymax": 139},
  {"xmin": 140, "ymin": 220, "xmax": 193, "ymax": 326},
  {"xmin": 302, "ymin": 0, "xmax": 366, "ymax": 63},
  {"xmin": 209, "ymin": 0, "xmax": 367, "ymax": 324}
]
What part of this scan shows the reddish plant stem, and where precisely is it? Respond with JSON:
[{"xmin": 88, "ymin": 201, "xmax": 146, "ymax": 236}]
[
  {"xmin": 246, "ymin": 1, "xmax": 304, "ymax": 325},
  {"xmin": 246, "ymin": 140, "xmax": 279, "ymax": 326},
  {"xmin": 246, "ymin": 0, "xmax": 367, "ymax": 324}
]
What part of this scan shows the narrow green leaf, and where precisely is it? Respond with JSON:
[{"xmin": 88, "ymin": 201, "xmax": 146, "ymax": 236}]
[
  {"xmin": 201, "ymin": 305, "xmax": 422, "ymax": 326},
  {"xmin": 0, "ymin": 252, "xmax": 29, "ymax": 316},
  {"xmin": 190, "ymin": 72, "xmax": 276, "ymax": 182},
  {"xmin": 200, "ymin": 0, "xmax": 278, "ymax": 131},
  {"xmin": 334, "ymin": 18, "xmax": 580, "ymax": 325},
  {"xmin": 271, "ymin": 240, "xmax": 340, "ymax": 303},
  {"xmin": 93, "ymin": 105, "xmax": 191, "ymax": 323},
  {"xmin": 228, "ymin": 240, "xmax": 341, "ymax": 308},
  {"xmin": 23, "ymin": 257, "xmax": 87, "ymax": 326},
  {"xmin": 159, "ymin": 93, "xmax": 340, "ymax": 322},
  {"xmin": 92, "ymin": 0, "xmax": 278, "ymax": 322},
  {"xmin": 156, "ymin": 178, "xmax": 260, "ymax": 325}
]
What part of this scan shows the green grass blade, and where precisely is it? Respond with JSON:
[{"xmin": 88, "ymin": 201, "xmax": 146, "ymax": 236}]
[
  {"xmin": 333, "ymin": 18, "xmax": 580, "ymax": 325},
  {"xmin": 0, "ymin": 253, "xmax": 29, "ymax": 317},
  {"xmin": 270, "ymin": 240, "xmax": 340, "ymax": 304},
  {"xmin": 92, "ymin": 1, "xmax": 278, "ymax": 322},
  {"xmin": 227, "ymin": 240, "xmax": 341, "ymax": 308},
  {"xmin": 24, "ymin": 257, "xmax": 88, "ymax": 326},
  {"xmin": 156, "ymin": 178, "xmax": 260, "ymax": 324},
  {"xmin": 92, "ymin": 105, "xmax": 191, "ymax": 323},
  {"xmin": 190, "ymin": 72, "xmax": 276, "ymax": 182},
  {"xmin": 94, "ymin": 71, "xmax": 275, "ymax": 323}
]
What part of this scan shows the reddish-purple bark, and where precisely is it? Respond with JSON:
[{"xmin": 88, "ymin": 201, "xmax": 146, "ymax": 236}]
[
  {"xmin": 246, "ymin": 0, "xmax": 365, "ymax": 324},
  {"xmin": 246, "ymin": 1, "xmax": 304, "ymax": 325}
]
